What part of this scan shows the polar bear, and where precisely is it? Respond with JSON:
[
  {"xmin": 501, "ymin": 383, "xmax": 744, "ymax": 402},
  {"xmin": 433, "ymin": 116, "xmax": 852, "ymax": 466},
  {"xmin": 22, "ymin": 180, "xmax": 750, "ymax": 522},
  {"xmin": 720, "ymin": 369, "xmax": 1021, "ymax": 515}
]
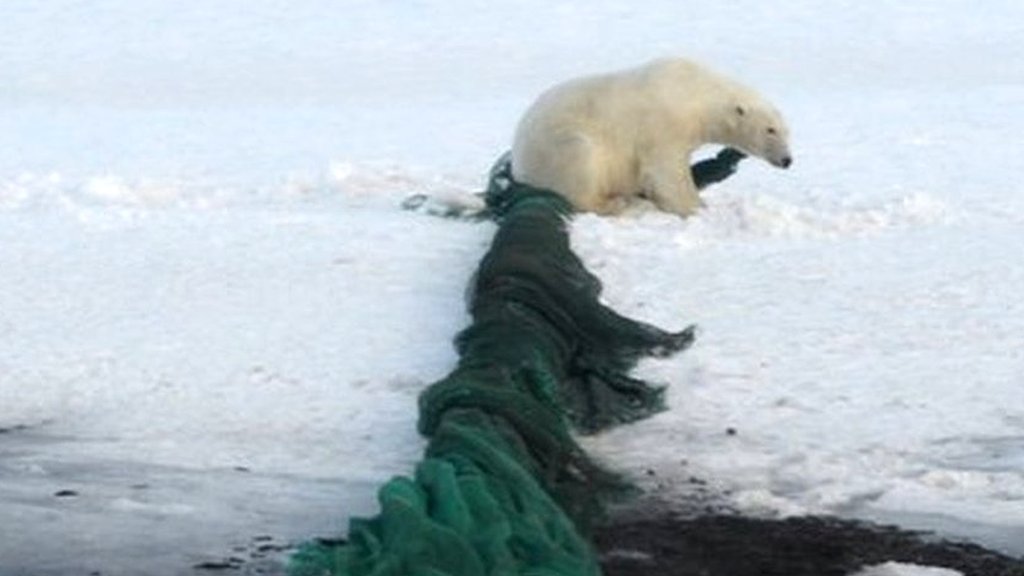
[{"xmin": 511, "ymin": 58, "xmax": 792, "ymax": 217}]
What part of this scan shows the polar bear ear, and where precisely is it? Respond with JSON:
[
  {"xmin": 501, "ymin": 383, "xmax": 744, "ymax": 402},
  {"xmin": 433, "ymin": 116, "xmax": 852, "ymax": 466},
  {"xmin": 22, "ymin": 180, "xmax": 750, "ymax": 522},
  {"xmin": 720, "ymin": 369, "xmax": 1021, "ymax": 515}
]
[{"xmin": 735, "ymin": 105, "xmax": 746, "ymax": 117}]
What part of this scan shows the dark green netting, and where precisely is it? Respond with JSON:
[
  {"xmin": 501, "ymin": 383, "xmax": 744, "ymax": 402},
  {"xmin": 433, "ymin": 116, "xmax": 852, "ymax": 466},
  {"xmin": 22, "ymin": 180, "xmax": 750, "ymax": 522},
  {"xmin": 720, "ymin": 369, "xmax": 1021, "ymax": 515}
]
[
  {"xmin": 690, "ymin": 148, "xmax": 747, "ymax": 191},
  {"xmin": 289, "ymin": 152, "xmax": 727, "ymax": 576}
]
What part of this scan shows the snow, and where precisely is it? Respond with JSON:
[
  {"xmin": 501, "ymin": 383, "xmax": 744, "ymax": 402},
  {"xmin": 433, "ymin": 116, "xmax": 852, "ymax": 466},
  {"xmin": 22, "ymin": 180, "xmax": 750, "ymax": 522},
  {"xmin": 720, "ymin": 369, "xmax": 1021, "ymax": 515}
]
[
  {"xmin": 2, "ymin": 1, "xmax": 1024, "ymax": 573},
  {"xmin": 851, "ymin": 561, "xmax": 964, "ymax": 576}
]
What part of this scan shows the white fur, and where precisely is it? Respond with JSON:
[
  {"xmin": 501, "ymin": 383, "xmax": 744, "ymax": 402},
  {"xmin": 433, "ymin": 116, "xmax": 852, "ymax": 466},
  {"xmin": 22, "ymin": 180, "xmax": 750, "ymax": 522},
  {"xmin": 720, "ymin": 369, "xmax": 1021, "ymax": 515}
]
[{"xmin": 511, "ymin": 58, "xmax": 792, "ymax": 216}]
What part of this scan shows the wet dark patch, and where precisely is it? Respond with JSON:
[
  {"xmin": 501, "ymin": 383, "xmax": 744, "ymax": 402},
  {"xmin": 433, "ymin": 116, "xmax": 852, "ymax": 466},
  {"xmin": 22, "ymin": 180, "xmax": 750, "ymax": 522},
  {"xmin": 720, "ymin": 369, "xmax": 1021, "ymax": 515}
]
[
  {"xmin": 193, "ymin": 559, "xmax": 241, "ymax": 571},
  {"xmin": 313, "ymin": 536, "xmax": 348, "ymax": 548},
  {"xmin": 191, "ymin": 534, "xmax": 298, "ymax": 574},
  {"xmin": 595, "ymin": 512, "xmax": 1024, "ymax": 576}
]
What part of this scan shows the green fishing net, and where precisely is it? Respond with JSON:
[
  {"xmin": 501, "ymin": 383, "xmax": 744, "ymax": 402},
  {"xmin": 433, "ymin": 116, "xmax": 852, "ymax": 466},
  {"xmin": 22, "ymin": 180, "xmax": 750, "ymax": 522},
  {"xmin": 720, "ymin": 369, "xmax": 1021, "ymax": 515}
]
[{"xmin": 288, "ymin": 150, "xmax": 735, "ymax": 576}]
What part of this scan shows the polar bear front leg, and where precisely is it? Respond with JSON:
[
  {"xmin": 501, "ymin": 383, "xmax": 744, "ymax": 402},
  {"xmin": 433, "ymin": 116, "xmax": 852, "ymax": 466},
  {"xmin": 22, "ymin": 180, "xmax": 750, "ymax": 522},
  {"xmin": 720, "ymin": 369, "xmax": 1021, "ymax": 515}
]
[{"xmin": 642, "ymin": 154, "xmax": 702, "ymax": 218}]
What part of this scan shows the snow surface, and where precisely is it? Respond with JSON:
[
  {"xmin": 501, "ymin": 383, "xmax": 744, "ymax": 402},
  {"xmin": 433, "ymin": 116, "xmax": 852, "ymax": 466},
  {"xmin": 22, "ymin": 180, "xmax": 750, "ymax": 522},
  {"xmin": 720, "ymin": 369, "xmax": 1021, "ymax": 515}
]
[
  {"xmin": 851, "ymin": 561, "xmax": 964, "ymax": 576},
  {"xmin": 2, "ymin": 1, "xmax": 1024, "ymax": 573}
]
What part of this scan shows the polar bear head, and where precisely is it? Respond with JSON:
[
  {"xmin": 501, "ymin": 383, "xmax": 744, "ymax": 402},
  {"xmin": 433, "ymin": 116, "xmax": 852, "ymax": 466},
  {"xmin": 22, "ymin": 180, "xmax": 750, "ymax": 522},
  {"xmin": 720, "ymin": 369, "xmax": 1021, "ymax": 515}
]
[{"xmin": 724, "ymin": 95, "xmax": 792, "ymax": 169}]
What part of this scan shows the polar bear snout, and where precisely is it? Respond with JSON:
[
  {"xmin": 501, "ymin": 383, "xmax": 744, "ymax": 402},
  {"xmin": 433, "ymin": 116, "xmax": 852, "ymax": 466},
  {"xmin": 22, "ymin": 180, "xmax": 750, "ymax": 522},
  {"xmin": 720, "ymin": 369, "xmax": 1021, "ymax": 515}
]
[
  {"xmin": 764, "ymin": 150, "xmax": 793, "ymax": 169},
  {"xmin": 764, "ymin": 141, "xmax": 793, "ymax": 169}
]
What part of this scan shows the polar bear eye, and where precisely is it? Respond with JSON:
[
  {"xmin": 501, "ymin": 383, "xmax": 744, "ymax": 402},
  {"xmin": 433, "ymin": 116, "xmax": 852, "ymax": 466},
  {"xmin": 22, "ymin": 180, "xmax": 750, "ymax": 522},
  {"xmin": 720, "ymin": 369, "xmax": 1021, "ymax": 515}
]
[
  {"xmin": 766, "ymin": 127, "xmax": 777, "ymax": 135},
  {"xmin": 735, "ymin": 105, "xmax": 746, "ymax": 116}
]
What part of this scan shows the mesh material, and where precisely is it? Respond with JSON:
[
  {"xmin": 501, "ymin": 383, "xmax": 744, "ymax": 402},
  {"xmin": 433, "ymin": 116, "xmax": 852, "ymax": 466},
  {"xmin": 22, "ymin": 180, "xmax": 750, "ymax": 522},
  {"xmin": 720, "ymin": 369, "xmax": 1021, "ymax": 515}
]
[{"xmin": 290, "ymin": 155, "xmax": 697, "ymax": 576}]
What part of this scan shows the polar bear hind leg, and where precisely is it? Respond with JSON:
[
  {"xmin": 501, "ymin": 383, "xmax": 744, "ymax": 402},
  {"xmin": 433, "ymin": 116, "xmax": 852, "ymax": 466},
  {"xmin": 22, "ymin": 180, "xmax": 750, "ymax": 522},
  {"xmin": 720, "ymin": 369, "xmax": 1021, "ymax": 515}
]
[
  {"xmin": 641, "ymin": 152, "xmax": 702, "ymax": 217},
  {"xmin": 516, "ymin": 133, "xmax": 630, "ymax": 215}
]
